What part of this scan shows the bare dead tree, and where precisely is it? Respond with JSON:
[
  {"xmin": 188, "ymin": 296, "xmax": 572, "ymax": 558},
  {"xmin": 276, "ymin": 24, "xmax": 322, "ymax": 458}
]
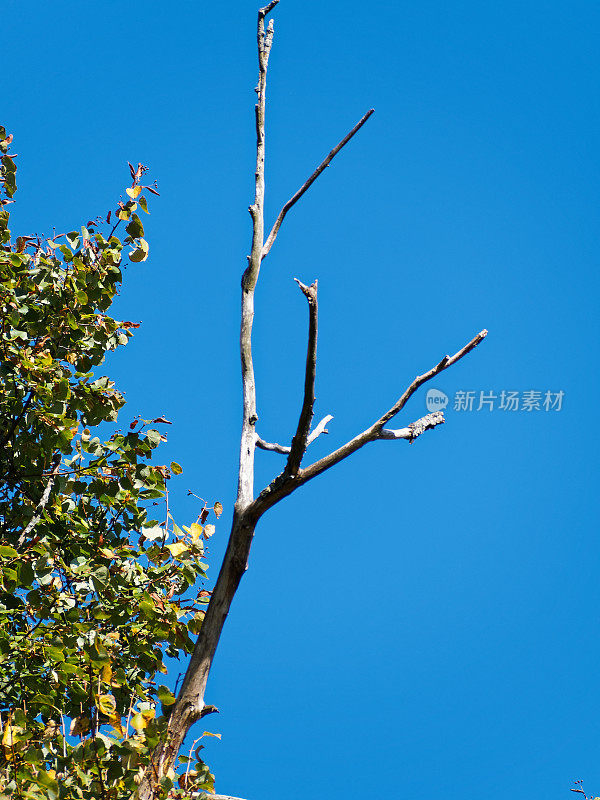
[{"xmin": 137, "ymin": 2, "xmax": 487, "ymax": 796}]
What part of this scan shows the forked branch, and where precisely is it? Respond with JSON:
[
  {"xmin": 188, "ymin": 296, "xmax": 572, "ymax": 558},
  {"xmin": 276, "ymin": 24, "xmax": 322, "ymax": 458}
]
[
  {"xmin": 299, "ymin": 329, "xmax": 488, "ymax": 482},
  {"xmin": 252, "ymin": 329, "xmax": 487, "ymax": 515}
]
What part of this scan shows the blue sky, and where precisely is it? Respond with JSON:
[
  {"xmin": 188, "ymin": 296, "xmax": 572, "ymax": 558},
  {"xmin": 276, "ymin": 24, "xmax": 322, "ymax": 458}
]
[{"xmin": 4, "ymin": 1, "xmax": 600, "ymax": 798}]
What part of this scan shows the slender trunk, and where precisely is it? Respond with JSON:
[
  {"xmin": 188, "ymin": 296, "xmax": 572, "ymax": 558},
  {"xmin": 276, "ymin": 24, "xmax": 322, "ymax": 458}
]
[{"xmin": 136, "ymin": 508, "xmax": 260, "ymax": 799}]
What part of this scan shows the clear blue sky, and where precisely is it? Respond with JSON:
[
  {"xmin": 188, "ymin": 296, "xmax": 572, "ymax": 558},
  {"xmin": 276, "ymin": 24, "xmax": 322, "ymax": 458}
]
[{"xmin": 4, "ymin": 1, "xmax": 600, "ymax": 798}]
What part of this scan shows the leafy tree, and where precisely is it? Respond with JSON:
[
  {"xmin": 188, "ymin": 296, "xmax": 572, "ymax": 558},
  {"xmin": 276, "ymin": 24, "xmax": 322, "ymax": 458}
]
[
  {"xmin": 1, "ymin": 3, "xmax": 488, "ymax": 799},
  {"xmin": 0, "ymin": 132, "xmax": 220, "ymax": 798}
]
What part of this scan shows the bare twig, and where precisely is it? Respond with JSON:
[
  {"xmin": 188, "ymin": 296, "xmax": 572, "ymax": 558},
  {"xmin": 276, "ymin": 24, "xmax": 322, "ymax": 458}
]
[
  {"xmin": 286, "ymin": 279, "xmax": 318, "ymax": 476},
  {"xmin": 256, "ymin": 436, "xmax": 290, "ymax": 455},
  {"xmin": 198, "ymin": 704, "xmax": 218, "ymax": 719},
  {"xmin": 374, "ymin": 329, "xmax": 488, "ymax": 429},
  {"xmin": 299, "ymin": 329, "xmax": 487, "ymax": 483},
  {"xmin": 262, "ymin": 109, "xmax": 375, "ymax": 258},
  {"xmin": 256, "ymin": 413, "xmax": 332, "ymax": 456},
  {"xmin": 379, "ymin": 411, "xmax": 445, "ymax": 441},
  {"xmin": 251, "ymin": 329, "xmax": 487, "ymax": 516},
  {"xmin": 16, "ymin": 452, "xmax": 61, "ymax": 547},
  {"xmin": 307, "ymin": 413, "xmax": 333, "ymax": 445}
]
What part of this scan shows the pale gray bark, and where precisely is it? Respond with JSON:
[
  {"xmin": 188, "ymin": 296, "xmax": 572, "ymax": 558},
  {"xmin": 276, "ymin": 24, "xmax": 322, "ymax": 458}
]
[
  {"xmin": 16, "ymin": 452, "xmax": 61, "ymax": 547},
  {"xmin": 136, "ymin": 2, "xmax": 487, "ymax": 796}
]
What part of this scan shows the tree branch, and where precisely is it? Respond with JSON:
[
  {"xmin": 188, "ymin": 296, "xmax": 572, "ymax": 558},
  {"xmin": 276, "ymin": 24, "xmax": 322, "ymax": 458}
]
[
  {"xmin": 373, "ymin": 329, "xmax": 488, "ymax": 429},
  {"xmin": 237, "ymin": 2, "xmax": 279, "ymax": 509},
  {"xmin": 262, "ymin": 109, "xmax": 374, "ymax": 259},
  {"xmin": 379, "ymin": 410, "xmax": 445, "ymax": 441},
  {"xmin": 307, "ymin": 413, "xmax": 333, "ymax": 445},
  {"xmin": 256, "ymin": 435, "xmax": 290, "ymax": 455},
  {"xmin": 285, "ymin": 279, "xmax": 318, "ymax": 476},
  {"xmin": 16, "ymin": 452, "xmax": 61, "ymax": 547},
  {"xmin": 252, "ymin": 329, "xmax": 487, "ymax": 515},
  {"xmin": 256, "ymin": 413, "xmax": 332, "ymax": 456},
  {"xmin": 299, "ymin": 329, "xmax": 487, "ymax": 482}
]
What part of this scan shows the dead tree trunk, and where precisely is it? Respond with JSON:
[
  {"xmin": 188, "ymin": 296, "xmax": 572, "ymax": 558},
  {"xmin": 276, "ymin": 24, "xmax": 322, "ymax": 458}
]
[{"xmin": 136, "ymin": 2, "xmax": 487, "ymax": 796}]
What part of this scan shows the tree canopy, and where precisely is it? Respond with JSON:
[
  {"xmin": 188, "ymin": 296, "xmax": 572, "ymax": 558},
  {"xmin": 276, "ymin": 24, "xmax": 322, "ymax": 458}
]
[{"xmin": 0, "ymin": 127, "xmax": 220, "ymax": 799}]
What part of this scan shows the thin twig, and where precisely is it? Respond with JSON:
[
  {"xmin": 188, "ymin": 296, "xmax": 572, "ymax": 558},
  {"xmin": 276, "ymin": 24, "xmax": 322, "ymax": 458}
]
[
  {"xmin": 300, "ymin": 329, "xmax": 487, "ymax": 482},
  {"xmin": 256, "ymin": 414, "xmax": 332, "ymax": 456},
  {"xmin": 374, "ymin": 329, "xmax": 488, "ymax": 429},
  {"xmin": 16, "ymin": 452, "xmax": 61, "ymax": 546},
  {"xmin": 256, "ymin": 436, "xmax": 291, "ymax": 455},
  {"xmin": 252, "ymin": 329, "xmax": 487, "ymax": 515},
  {"xmin": 379, "ymin": 411, "xmax": 445, "ymax": 441},
  {"xmin": 286, "ymin": 279, "xmax": 318, "ymax": 476},
  {"xmin": 307, "ymin": 413, "xmax": 333, "ymax": 445},
  {"xmin": 262, "ymin": 109, "xmax": 374, "ymax": 258}
]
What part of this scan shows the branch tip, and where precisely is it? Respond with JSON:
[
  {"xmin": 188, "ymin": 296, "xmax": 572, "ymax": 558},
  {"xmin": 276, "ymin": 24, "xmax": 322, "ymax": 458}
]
[
  {"xmin": 259, "ymin": 0, "xmax": 280, "ymax": 16},
  {"xmin": 285, "ymin": 277, "xmax": 319, "ymax": 476},
  {"xmin": 198, "ymin": 704, "xmax": 219, "ymax": 719},
  {"xmin": 262, "ymin": 108, "xmax": 375, "ymax": 259}
]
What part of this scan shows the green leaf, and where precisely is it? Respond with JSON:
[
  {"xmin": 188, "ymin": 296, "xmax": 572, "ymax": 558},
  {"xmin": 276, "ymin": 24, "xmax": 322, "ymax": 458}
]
[
  {"xmin": 129, "ymin": 237, "xmax": 149, "ymax": 262},
  {"xmin": 170, "ymin": 461, "xmax": 183, "ymax": 475},
  {"xmin": 157, "ymin": 685, "xmax": 177, "ymax": 706},
  {"xmin": 45, "ymin": 646, "xmax": 65, "ymax": 662},
  {"xmin": 66, "ymin": 231, "xmax": 80, "ymax": 249},
  {"xmin": 146, "ymin": 428, "xmax": 163, "ymax": 447},
  {"xmin": 125, "ymin": 213, "xmax": 144, "ymax": 239},
  {"xmin": 97, "ymin": 694, "xmax": 117, "ymax": 716}
]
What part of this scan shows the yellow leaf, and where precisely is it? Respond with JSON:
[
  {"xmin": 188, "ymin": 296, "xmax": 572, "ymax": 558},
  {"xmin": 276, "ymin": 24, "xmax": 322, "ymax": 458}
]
[
  {"xmin": 2, "ymin": 724, "xmax": 23, "ymax": 759},
  {"xmin": 109, "ymin": 715, "xmax": 125, "ymax": 737},
  {"xmin": 70, "ymin": 715, "xmax": 90, "ymax": 736},
  {"xmin": 213, "ymin": 501, "xmax": 223, "ymax": 518},
  {"xmin": 166, "ymin": 542, "xmax": 189, "ymax": 558},
  {"xmin": 99, "ymin": 548, "xmax": 116, "ymax": 559},
  {"xmin": 203, "ymin": 524, "xmax": 216, "ymax": 539},
  {"xmin": 2, "ymin": 725, "xmax": 14, "ymax": 753},
  {"xmin": 201, "ymin": 731, "xmax": 222, "ymax": 739},
  {"xmin": 190, "ymin": 523, "xmax": 204, "ymax": 542},
  {"xmin": 141, "ymin": 707, "xmax": 155, "ymax": 721},
  {"xmin": 130, "ymin": 713, "xmax": 146, "ymax": 732},
  {"xmin": 126, "ymin": 186, "xmax": 142, "ymax": 199},
  {"xmin": 101, "ymin": 663, "xmax": 113, "ymax": 683},
  {"xmin": 97, "ymin": 694, "xmax": 117, "ymax": 716},
  {"xmin": 43, "ymin": 721, "xmax": 59, "ymax": 739}
]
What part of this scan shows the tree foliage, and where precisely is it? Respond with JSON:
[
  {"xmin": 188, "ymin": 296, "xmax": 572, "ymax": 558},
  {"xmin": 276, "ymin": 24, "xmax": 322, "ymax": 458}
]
[{"xmin": 0, "ymin": 126, "xmax": 219, "ymax": 799}]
